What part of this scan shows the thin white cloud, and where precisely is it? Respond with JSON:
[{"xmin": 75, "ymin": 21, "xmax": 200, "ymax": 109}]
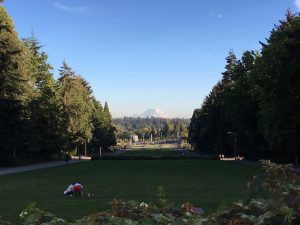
[
  {"xmin": 209, "ymin": 12, "xmax": 224, "ymax": 19},
  {"xmin": 295, "ymin": 0, "xmax": 300, "ymax": 11},
  {"xmin": 54, "ymin": 2, "xmax": 89, "ymax": 14}
]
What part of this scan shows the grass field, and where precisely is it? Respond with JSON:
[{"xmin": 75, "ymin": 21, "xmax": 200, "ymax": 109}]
[
  {"xmin": 121, "ymin": 149, "xmax": 185, "ymax": 157},
  {"xmin": 0, "ymin": 160, "xmax": 260, "ymax": 223},
  {"xmin": 125, "ymin": 143, "xmax": 178, "ymax": 150}
]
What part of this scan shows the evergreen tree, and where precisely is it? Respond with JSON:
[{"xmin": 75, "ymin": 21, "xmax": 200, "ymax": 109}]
[
  {"xmin": 189, "ymin": 81, "xmax": 228, "ymax": 154},
  {"xmin": 90, "ymin": 101, "xmax": 116, "ymax": 151},
  {"xmin": 223, "ymin": 51, "xmax": 268, "ymax": 159},
  {"xmin": 0, "ymin": 5, "xmax": 33, "ymax": 161},
  {"xmin": 102, "ymin": 102, "xmax": 116, "ymax": 149},
  {"xmin": 189, "ymin": 51, "xmax": 258, "ymax": 157},
  {"xmin": 114, "ymin": 117, "xmax": 190, "ymax": 142},
  {"xmin": 222, "ymin": 50, "xmax": 237, "ymax": 88},
  {"xmin": 56, "ymin": 62, "xmax": 95, "ymax": 152},
  {"xmin": 103, "ymin": 102, "xmax": 112, "ymax": 123},
  {"xmin": 22, "ymin": 35, "xmax": 61, "ymax": 158},
  {"xmin": 189, "ymin": 11, "xmax": 300, "ymax": 163},
  {"xmin": 256, "ymin": 10, "xmax": 300, "ymax": 163},
  {"xmin": 0, "ymin": 6, "xmax": 32, "ymax": 102},
  {"xmin": 190, "ymin": 51, "xmax": 239, "ymax": 155}
]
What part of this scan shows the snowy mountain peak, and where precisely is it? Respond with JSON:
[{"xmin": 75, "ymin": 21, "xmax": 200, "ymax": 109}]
[{"xmin": 135, "ymin": 108, "xmax": 170, "ymax": 118}]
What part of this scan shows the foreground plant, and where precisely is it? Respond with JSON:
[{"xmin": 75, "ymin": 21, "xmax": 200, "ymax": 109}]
[
  {"xmin": 19, "ymin": 202, "xmax": 67, "ymax": 225},
  {"xmin": 210, "ymin": 160, "xmax": 300, "ymax": 225}
]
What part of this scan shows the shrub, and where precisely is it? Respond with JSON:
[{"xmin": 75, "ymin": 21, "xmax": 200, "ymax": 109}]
[
  {"xmin": 210, "ymin": 160, "xmax": 300, "ymax": 225},
  {"xmin": 19, "ymin": 202, "xmax": 67, "ymax": 225}
]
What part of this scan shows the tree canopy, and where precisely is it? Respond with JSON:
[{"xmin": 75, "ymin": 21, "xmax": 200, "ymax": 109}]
[
  {"xmin": 114, "ymin": 117, "xmax": 189, "ymax": 142},
  {"xmin": 0, "ymin": 5, "xmax": 116, "ymax": 165},
  {"xmin": 189, "ymin": 10, "xmax": 300, "ymax": 164}
]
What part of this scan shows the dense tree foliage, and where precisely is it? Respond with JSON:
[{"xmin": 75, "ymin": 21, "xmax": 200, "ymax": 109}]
[
  {"xmin": 21, "ymin": 35, "xmax": 61, "ymax": 158},
  {"xmin": 56, "ymin": 62, "xmax": 95, "ymax": 151},
  {"xmin": 114, "ymin": 117, "xmax": 189, "ymax": 142},
  {"xmin": 0, "ymin": 5, "xmax": 116, "ymax": 165},
  {"xmin": 89, "ymin": 101, "xmax": 116, "ymax": 151},
  {"xmin": 0, "ymin": 5, "xmax": 33, "ymax": 163},
  {"xmin": 189, "ymin": 10, "xmax": 300, "ymax": 163},
  {"xmin": 256, "ymin": 10, "xmax": 300, "ymax": 163}
]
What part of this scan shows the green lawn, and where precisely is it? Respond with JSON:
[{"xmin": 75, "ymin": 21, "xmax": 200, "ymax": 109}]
[
  {"xmin": 0, "ymin": 160, "xmax": 260, "ymax": 223},
  {"xmin": 121, "ymin": 149, "xmax": 184, "ymax": 157}
]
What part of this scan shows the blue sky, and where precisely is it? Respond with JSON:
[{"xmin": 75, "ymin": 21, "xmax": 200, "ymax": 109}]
[{"xmin": 3, "ymin": 0, "xmax": 298, "ymax": 118}]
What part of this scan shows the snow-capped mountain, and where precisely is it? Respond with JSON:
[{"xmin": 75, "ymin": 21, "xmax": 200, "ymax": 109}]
[{"xmin": 135, "ymin": 108, "xmax": 170, "ymax": 118}]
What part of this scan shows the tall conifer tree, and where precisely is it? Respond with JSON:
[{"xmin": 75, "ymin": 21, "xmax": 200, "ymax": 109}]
[
  {"xmin": 0, "ymin": 5, "xmax": 33, "ymax": 160},
  {"xmin": 257, "ymin": 10, "xmax": 300, "ymax": 162},
  {"xmin": 56, "ymin": 62, "xmax": 94, "ymax": 152}
]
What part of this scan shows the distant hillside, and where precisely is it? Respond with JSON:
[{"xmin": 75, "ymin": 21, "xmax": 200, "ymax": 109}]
[{"xmin": 113, "ymin": 117, "xmax": 190, "ymax": 140}]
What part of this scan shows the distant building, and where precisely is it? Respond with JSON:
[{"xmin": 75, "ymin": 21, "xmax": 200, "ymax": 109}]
[{"xmin": 131, "ymin": 135, "xmax": 139, "ymax": 143}]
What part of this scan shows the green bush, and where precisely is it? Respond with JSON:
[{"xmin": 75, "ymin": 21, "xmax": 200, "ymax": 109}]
[
  {"xmin": 17, "ymin": 187, "xmax": 207, "ymax": 225},
  {"xmin": 210, "ymin": 160, "xmax": 300, "ymax": 225}
]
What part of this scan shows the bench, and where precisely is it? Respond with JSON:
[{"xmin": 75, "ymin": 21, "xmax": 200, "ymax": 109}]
[{"xmin": 219, "ymin": 154, "xmax": 244, "ymax": 161}]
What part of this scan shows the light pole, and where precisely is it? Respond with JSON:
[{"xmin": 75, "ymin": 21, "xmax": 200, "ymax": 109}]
[{"xmin": 227, "ymin": 132, "xmax": 237, "ymax": 159}]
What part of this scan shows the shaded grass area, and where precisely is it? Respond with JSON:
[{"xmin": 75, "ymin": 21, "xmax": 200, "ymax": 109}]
[
  {"xmin": 0, "ymin": 160, "xmax": 259, "ymax": 223},
  {"xmin": 127, "ymin": 143, "xmax": 177, "ymax": 149},
  {"xmin": 121, "ymin": 149, "xmax": 184, "ymax": 157},
  {"xmin": 100, "ymin": 148, "xmax": 201, "ymax": 160}
]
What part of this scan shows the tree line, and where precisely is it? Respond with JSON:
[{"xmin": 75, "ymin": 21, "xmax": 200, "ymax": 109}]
[
  {"xmin": 189, "ymin": 10, "xmax": 300, "ymax": 164},
  {"xmin": 0, "ymin": 4, "xmax": 116, "ymax": 165},
  {"xmin": 113, "ymin": 117, "xmax": 189, "ymax": 142}
]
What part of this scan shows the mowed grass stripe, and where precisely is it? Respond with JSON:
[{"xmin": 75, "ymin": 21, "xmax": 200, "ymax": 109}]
[
  {"xmin": 0, "ymin": 160, "xmax": 259, "ymax": 223},
  {"xmin": 121, "ymin": 149, "xmax": 184, "ymax": 157}
]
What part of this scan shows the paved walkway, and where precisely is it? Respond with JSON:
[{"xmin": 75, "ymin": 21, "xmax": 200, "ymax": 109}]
[
  {"xmin": 0, "ymin": 150, "xmax": 127, "ymax": 176},
  {"xmin": 0, "ymin": 151, "xmax": 128, "ymax": 176},
  {"xmin": 0, "ymin": 159, "xmax": 87, "ymax": 176}
]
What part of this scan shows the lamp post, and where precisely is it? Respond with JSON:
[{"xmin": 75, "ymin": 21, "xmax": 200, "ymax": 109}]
[{"xmin": 227, "ymin": 132, "xmax": 237, "ymax": 160}]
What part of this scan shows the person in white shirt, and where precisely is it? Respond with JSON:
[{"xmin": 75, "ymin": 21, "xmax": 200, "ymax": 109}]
[{"xmin": 63, "ymin": 184, "xmax": 74, "ymax": 196}]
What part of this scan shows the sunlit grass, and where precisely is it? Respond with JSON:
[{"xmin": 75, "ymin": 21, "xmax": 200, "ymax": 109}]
[
  {"xmin": 121, "ymin": 149, "xmax": 183, "ymax": 157},
  {"xmin": 0, "ymin": 160, "xmax": 259, "ymax": 223}
]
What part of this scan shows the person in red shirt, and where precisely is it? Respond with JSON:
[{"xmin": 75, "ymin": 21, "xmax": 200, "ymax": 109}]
[{"xmin": 73, "ymin": 182, "xmax": 84, "ymax": 196}]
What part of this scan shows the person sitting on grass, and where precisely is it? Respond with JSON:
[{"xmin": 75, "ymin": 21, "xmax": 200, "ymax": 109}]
[
  {"xmin": 73, "ymin": 182, "xmax": 84, "ymax": 196},
  {"xmin": 63, "ymin": 183, "xmax": 74, "ymax": 196},
  {"xmin": 63, "ymin": 182, "xmax": 84, "ymax": 196}
]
